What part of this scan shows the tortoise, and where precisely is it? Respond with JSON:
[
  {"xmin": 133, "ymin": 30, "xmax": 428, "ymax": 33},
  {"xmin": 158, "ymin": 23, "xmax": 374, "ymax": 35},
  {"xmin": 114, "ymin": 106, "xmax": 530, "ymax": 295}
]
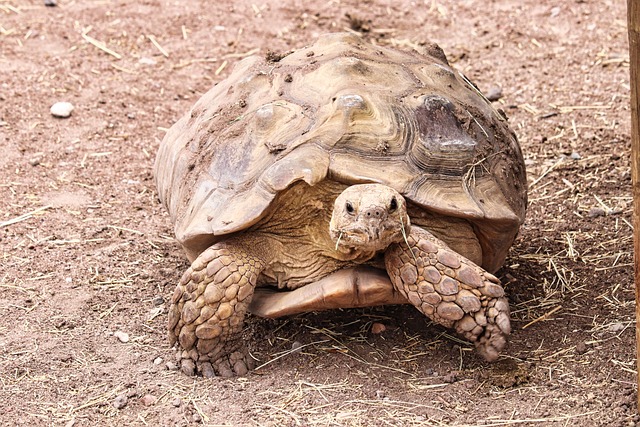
[{"xmin": 154, "ymin": 33, "xmax": 527, "ymax": 377}]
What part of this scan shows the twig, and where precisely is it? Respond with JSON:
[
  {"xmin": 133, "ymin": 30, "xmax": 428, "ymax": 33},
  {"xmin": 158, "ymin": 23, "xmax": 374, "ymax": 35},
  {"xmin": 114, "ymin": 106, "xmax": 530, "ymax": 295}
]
[
  {"xmin": 529, "ymin": 157, "xmax": 564, "ymax": 189},
  {"xmin": 81, "ymin": 33, "xmax": 122, "ymax": 59},
  {"xmin": 147, "ymin": 34, "xmax": 169, "ymax": 57},
  {"xmin": 254, "ymin": 340, "xmax": 329, "ymax": 371},
  {"xmin": 0, "ymin": 205, "xmax": 52, "ymax": 228},
  {"xmin": 215, "ymin": 60, "xmax": 228, "ymax": 76},
  {"xmin": 223, "ymin": 48, "xmax": 260, "ymax": 59},
  {"xmin": 522, "ymin": 305, "xmax": 562, "ymax": 329}
]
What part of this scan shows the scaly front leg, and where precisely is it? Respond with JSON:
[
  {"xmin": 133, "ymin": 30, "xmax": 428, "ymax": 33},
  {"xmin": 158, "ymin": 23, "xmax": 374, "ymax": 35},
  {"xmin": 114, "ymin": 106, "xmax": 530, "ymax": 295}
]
[
  {"xmin": 384, "ymin": 227, "xmax": 511, "ymax": 361},
  {"xmin": 168, "ymin": 243, "xmax": 265, "ymax": 377}
]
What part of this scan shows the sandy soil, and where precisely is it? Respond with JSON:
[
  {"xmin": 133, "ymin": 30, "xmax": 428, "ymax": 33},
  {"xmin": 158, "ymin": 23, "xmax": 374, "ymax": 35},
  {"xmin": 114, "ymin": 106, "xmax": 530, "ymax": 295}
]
[{"xmin": 0, "ymin": 0, "xmax": 636, "ymax": 426}]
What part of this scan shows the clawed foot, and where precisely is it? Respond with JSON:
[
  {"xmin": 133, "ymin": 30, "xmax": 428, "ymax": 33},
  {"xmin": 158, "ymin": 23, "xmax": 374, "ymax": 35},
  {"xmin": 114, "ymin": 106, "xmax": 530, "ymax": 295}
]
[
  {"xmin": 385, "ymin": 227, "xmax": 511, "ymax": 361},
  {"xmin": 167, "ymin": 243, "xmax": 265, "ymax": 377},
  {"xmin": 177, "ymin": 347, "xmax": 255, "ymax": 378},
  {"xmin": 451, "ymin": 275, "xmax": 511, "ymax": 362}
]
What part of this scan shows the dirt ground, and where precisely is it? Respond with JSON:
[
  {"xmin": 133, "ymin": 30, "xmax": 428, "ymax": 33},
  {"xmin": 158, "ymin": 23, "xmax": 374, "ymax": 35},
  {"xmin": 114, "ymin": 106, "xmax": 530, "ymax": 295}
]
[{"xmin": 0, "ymin": 0, "xmax": 636, "ymax": 426}]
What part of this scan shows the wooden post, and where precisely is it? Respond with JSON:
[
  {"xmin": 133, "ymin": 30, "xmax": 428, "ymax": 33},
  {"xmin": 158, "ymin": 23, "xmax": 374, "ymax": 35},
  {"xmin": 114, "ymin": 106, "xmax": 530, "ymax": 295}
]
[{"xmin": 628, "ymin": 0, "xmax": 640, "ymax": 412}]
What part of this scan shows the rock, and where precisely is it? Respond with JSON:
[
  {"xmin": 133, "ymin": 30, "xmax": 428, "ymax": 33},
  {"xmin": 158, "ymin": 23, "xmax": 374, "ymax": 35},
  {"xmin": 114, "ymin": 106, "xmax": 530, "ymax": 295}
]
[
  {"xmin": 139, "ymin": 57, "xmax": 157, "ymax": 65},
  {"xmin": 113, "ymin": 394, "xmax": 128, "ymax": 410},
  {"xmin": 375, "ymin": 390, "xmax": 385, "ymax": 399},
  {"xmin": 371, "ymin": 322, "xmax": 386, "ymax": 334},
  {"xmin": 443, "ymin": 372, "xmax": 457, "ymax": 383},
  {"xmin": 181, "ymin": 358, "xmax": 196, "ymax": 376},
  {"xmin": 172, "ymin": 398, "xmax": 182, "ymax": 407},
  {"xmin": 139, "ymin": 394, "xmax": 156, "ymax": 406},
  {"xmin": 575, "ymin": 341, "xmax": 587, "ymax": 354},
  {"xmin": 152, "ymin": 296, "xmax": 165, "ymax": 306},
  {"xmin": 587, "ymin": 207, "xmax": 606, "ymax": 218},
  {"xmin": 166, "ymin": 361, "xmax": 179, "ymax": 371},
  {"xmin": 291, "ymin": 340, "xmax": 303, "ymax": 353},
  {"xmin": 29, "ymin": 158, "xmax": 41, "ymax": 166},
  {"xmin": 485, "ymin": 86, "xmax": 503, "ymax": 102},
  {"xmin": 530, "ymin": 135, "xmax": 547, "ymax": 144},
  {"xmin": 153, "ymin": 357, "xmax": 163, "ymax": 365},
  {"xmin": 192, "ymin": 413, "xmax": 202, "ymax": 423},
  {"xmin": 609, "ymin": 322, "xmax": 625, "ymax": 333},
  {"xmin": 50, "ymin": 102, "xmax": 74, "ymax": 118},
  {"xmin": 44, "ymin": 0, "xmax": 57, "ymax": 6},
  {"xmin": 114, "ymin": 331, "xmax": 130, "ymax": 343},
  {"xmin": 570, "ymin": 151, "xmax": 582, "ymax": 160}
]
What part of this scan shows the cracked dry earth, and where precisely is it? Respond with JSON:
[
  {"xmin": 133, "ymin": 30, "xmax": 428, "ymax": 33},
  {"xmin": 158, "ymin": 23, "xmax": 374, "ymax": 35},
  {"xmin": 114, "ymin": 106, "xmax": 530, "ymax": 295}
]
[{"xmin": 0, "ymin": 0, "xmax": 637, "ymax": 426}]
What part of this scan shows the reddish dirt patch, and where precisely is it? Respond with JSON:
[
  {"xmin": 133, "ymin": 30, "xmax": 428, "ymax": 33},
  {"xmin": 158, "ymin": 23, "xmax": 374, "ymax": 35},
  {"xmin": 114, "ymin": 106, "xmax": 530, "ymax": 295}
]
[{"xmin": 0, "ymin": 0, "xmax": 635, "ymax": 426}]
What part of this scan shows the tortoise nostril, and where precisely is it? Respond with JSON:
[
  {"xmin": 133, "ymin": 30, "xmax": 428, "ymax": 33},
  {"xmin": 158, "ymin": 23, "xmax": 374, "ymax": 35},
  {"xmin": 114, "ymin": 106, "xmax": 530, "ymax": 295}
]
[{"xmin": 363, "ymin": 207, "xmax": 385, "ymax": 219}]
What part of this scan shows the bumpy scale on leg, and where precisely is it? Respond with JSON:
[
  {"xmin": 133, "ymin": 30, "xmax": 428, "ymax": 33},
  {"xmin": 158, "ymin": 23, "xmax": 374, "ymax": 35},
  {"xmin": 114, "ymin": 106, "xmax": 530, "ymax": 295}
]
[
  {"xmin": 168, "ymin": 244, "xmax": 265, "ymax": 377},
  {"xmin": 384, "ymin": 227, "xmax": 511, "ymax": 362}
]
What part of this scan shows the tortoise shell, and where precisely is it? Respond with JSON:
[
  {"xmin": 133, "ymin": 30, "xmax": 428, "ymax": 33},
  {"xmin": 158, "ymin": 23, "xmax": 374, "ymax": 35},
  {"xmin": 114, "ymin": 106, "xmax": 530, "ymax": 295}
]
[{"xmin": 154, "ymin": 33, "xmax": 527, "ymax": 272}]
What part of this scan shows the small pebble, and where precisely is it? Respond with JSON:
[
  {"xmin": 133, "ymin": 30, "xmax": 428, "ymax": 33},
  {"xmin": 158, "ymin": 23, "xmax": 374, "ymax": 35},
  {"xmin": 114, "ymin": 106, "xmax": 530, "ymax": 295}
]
[
  {"xmin": 485, "ymin": 86, "xmax": 503, "ymax": 102},
  {"xmin": 139, "ymin": 394, "xmax": 156, "ymax": 407},
  {"xmin": 113, "ymin": 394, "xmax": 128, "ymax": 410},
  {"xmin": 166, "ymin": 361, "xmax": 179, "ymax": 371},
  {"xmin": 192, "ymin": 413, "xmax": 202, "ymax": 423},
  {"xmin": 153, "ymin": 357, "xmax": 163, "ymax": 365},
  {"xmin": 139, "ymin": 57, "xmax": 157, "ymax": 65},
  {"xmin": 114, "ymin": 331, "xmax": 130, "ymax": 343},
  {"xmin": 29, "ymin": 158, "xmax": 41, "ymax": 166},
  {"xmin": 609, "ymin": 322, "xmax": 625, "ymax": 333},
  {"xmin": 530, "ymin": 135, "xmax": 547, "ymax": 144},
  {"xmin": 172, "ymin": 398, "xmax": 182, "ymax": 407},
  {"xmin": 50, "ymin": 102, "xmax": 74, "ymax": 118},
  {"xmin": 587, "ymin": 207, "xmax": 606, "ymax": 218},
  {"xmin": 443, "ymin": 372, "xmax": 457, "ymax": 383},
  {"xmin": 375, "ymin": 390, "xmax": 385, "ymax": 399},
  {"xmin": 44, "ymin": 0, "xmax": 57, "ymax": 6},
  {"xmin": 291, "ymin": 341, "xmax": 303, "ymax": 353},
  {"xmin": 152, "ymin": 296, "xmax": 165, "ymax": 306},
  {"xmin": 371, "ymin": 322, "xmax": 386, "ymax": 334},
  {"xmin": 570, "ymin": 151, "xmax": 582, "ymax": 160},
  {"xmin": 575, "ymin": 341, "xmax": 587, "ymax": 354}
]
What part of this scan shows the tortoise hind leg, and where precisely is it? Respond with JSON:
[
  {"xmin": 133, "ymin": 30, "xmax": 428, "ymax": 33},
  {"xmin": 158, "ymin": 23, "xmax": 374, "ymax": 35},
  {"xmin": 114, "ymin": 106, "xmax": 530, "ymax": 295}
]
[
  {"xmin": 384, "ymin": 227, "xmax": 511, "ymax": 362},
  {"xmin": 168, "ymin": 244, "xmax": 265, "ymax": 377}
]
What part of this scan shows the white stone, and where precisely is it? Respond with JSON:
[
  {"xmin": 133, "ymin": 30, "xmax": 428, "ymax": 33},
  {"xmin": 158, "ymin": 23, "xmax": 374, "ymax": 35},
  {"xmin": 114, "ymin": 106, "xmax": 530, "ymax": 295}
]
[
  {"xmin": 50, "ymin": 102, "xmax": 74, "ymax": 118},
  {"xmin": 139, "ymin": 57, "xmax": 157, "ymax": 65},
  {"xmin": 114, "ymin": 331, "xmax": 130, "ymax": 343}
]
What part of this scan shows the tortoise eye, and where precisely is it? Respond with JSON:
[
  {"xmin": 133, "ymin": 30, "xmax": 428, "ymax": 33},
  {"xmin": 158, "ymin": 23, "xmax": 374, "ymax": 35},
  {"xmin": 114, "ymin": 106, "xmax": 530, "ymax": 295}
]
[
  {"xmin": 389, "ymin": 197, "xmax": 398, "ymax": 212},
  {"xmin": 345, "ymin": 202, "xmax": 355, "ymax": 214}
]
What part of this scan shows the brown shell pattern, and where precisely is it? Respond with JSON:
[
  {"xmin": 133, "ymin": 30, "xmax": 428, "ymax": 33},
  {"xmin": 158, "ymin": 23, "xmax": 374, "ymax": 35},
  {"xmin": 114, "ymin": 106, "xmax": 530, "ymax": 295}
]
[{"xmin": 154, "ymin": 33, "xmax": 527, "ymax": 268}]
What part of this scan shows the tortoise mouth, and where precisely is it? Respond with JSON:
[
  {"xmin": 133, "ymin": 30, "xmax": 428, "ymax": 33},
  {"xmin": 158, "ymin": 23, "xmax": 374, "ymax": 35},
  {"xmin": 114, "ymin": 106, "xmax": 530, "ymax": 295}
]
[{"xmin": 332, "ymin": 222, "xmax": 406, "ymax": 252}]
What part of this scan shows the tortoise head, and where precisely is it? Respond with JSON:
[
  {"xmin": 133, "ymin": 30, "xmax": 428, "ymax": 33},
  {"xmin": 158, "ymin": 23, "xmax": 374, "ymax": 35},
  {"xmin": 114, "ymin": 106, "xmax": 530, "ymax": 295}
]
[{"xmin": 330, "ymin": 184, "xmax": 411, "ymax": 254}]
